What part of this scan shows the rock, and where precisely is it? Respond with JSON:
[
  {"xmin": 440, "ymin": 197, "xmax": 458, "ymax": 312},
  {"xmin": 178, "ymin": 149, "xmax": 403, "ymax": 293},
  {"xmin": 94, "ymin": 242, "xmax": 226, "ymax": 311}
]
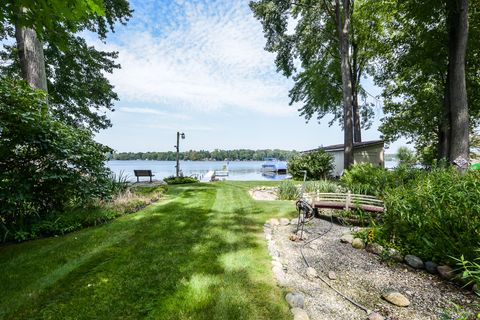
[
  {"xmin": 404, "ymin": 255, "xmax": 424, "ymax": 269},
  {"xmin": 272, "ymin": 260, "xmax": 283, "ymax": 269},
  {"xmin": 291, "ymin": 218, "xmax": 299, "ymax": 225},
  {"xmin": 273, "ymin": 266, "xmax": 287, "ymax": 286},
  {"xmin": 437, "ymin": 265, "xmax": 455, "ymax": 280},
  {"xmin": 279, "ymin": 218, "xmax": 290, "ymax": 226},
  {"xmin": 382, "ymin": 291, "xmax": 410, "ymax": 307},
  {"xmin": 308, "ymin": 243, "xmax": 318, "ymax": 250},
  {"xmin": 291, "ymin": 308, "xmax": 309, "ymax": 320},
  {"xmin": 328, "ymin": 271, "xmax": 337, "ymax": 280},
  {"xmin": 366, "ymin": 243, "xmax": 384, "ymax": 255},
  {"xmin": 306, "ymin": 267, "xmax": 317, "ymax": 279},
  {"xmin": 368, "ymin": 312, "xmax": 385, "ymax": 320},
  {"xmin": 285, "ymin": 292, "xmax": 305, "ymax": 308},
  {"xmin": 352, "ymin": 238, "xmax": 365, "ymax": 249},
  {"xmin": 387, "ymin": 248, "xmax": 403, "ymax": 262},
  {"xmin": 340, "ymin": 234, "xmax": 354, "ymax": 244},
  {"xmin": 269, "ymin": 218, "xmax": 280, "ymax": 226},
  {"xmin": 425, "ymin": 261, "xmax": 438, "ymax": 274}
]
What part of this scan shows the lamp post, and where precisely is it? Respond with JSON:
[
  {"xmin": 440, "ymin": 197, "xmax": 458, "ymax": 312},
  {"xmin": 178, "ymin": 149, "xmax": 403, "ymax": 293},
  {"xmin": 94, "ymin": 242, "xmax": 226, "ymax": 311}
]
[{"xmin": 175, "ymin": 131, "xmax": 185, "ymax": 177}]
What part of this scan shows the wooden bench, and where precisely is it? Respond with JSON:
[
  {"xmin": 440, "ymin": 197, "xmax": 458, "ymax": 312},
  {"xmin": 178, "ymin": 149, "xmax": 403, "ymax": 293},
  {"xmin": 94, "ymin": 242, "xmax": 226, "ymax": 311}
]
[
  {"xmin": 305, "ymin": 192, "xmax": 384, "ymax": 213},
  {"xmin": 134, "ymin": 170, "xmax": 154, "ymax": 183}
]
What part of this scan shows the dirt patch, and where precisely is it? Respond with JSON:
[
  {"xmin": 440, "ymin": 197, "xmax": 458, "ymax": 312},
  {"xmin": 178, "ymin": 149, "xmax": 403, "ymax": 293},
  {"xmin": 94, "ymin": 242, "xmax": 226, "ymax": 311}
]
[
  {"xmin": 265, "ymin": 215, "xmax": 479, "ymax": 320},
  {"xmin": 249, "ymin": 187, "xmax": 278, "ymax": 201}
]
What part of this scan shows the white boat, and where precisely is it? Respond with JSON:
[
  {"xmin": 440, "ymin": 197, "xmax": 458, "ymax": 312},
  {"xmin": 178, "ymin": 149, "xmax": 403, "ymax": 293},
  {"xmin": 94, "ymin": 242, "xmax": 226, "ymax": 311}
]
[{"xmin": 261, "ymin": 158, "xmax": 287, "ymax": 173}]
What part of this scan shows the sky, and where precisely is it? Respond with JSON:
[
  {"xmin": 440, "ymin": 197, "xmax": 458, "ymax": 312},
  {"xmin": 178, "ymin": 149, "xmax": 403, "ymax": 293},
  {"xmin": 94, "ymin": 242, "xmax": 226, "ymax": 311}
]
[{"xmin": 93, "ymin": 0, "xmax": 406, "ymax": 153}]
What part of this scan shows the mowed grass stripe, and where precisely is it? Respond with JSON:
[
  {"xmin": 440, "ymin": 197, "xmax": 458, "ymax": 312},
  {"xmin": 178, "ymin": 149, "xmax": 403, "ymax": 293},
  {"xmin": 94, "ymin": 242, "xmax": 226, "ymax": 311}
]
[{"xmin": 0, "ymin": 182, "xmax": 294, "ymax": 320}]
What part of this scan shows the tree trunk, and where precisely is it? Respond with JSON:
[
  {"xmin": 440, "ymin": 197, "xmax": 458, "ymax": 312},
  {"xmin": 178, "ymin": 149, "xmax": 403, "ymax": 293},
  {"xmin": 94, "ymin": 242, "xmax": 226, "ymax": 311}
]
[
  {"xmin": 335, "ymin": 0, "xmax": 354, "ymax": 170},
  {"xmin": 447, "ymin": 0, "xmax": 469, "ymax": 171},
  {"xmin": 438, "ymin": 71, "xmax": 451, "ymax": 161},
  {"xmin": 15, "ymin": 25, "xmax": 48, "ymax": 92},
  {"xmin": 352, "ymin": 88, "xmax": 362, "ymax": 143}
]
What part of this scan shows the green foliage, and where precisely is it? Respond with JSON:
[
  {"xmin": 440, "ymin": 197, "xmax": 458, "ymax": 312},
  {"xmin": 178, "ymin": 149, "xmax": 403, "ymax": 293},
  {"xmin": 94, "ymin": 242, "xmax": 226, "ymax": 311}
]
[
  {"xmin": 0, "ymin": 0, "xmax": 132, "ymax": 131},
  {"xmin": 113, "ymin": 149, "xmax": 297, "ymax": 161},
  {"xmin": 0, "ymin": 78, "xmax": 114, "ymax": 240},
  {"xmin": 277, "ymin": 180, "xmax": 300, "ymax": 200},
  {"xmin": 380, "ymin": 168, "xmax": 480, "ymax": 263},
  {"xmin": 288, "ymin": 150, "xmax": 334, "ymax": 180},
  {"xmin": 341, "ymin": 163, "xmax": 422, "ymax": 196},
  {"xmin": 455, "ymin": 250, "xmax": 480, "ymax": 292},
  {"xmin": 304, "ymin": 180, "xmax": 338, "ymax": 193},
  {"xmin": 397, "ymin": 147, "xmax": 417, "ymax": 167},
  {"xmin": 163, "ymin": 176, "xmax": 199, "ymax": 185}
]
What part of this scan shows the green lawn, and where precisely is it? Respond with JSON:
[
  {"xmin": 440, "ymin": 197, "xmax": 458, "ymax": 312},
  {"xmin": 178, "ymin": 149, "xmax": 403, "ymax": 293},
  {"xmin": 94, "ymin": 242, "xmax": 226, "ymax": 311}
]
[{"xmin": 0, "ymin": 181, "xmax": 296, "ymax": 320}]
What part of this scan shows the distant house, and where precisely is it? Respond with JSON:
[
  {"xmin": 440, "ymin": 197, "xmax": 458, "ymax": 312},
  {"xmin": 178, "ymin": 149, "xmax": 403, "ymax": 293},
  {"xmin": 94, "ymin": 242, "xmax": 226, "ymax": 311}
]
[{"xmin": 305, "ymin": 140, "xmax": 385, "ymax": 177}]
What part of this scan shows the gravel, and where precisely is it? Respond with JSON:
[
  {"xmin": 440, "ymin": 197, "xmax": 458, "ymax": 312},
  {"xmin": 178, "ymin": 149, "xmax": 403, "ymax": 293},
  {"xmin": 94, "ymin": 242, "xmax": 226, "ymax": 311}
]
[{"xmin": 267, "ymin": 216, "xmax": 480, "ymax": 320}]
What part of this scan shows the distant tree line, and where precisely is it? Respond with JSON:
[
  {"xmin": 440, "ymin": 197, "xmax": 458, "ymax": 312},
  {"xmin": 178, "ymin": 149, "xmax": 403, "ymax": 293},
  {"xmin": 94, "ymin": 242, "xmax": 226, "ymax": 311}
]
[{"xmin": 112, "ymin": 149, "xmax": 298, "ymax": 161}]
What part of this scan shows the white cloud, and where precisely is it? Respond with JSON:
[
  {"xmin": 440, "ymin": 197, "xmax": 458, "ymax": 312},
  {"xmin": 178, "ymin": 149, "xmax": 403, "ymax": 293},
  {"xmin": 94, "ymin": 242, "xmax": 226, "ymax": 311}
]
[
  {"xmin": 92, "ymin": 0, "xmax": 295, "ymax": 116},
  {"xmin": 119, "ymin": 107, "xmax": 191, "ymax": 120}
]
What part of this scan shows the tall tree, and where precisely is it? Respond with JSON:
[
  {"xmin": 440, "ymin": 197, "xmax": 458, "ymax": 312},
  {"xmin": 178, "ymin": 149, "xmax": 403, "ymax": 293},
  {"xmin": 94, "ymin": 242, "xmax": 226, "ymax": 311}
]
[
  {"xmin": 369, "ymin": 0, "xmax": 478, "ymax": 166},
  {"xmin": 1, "ymin": 0, "xmax": 131, "ymax": 130},
  {"xmin": 250, "ymin": 0, "xmax": 376, "ymax": 169}
]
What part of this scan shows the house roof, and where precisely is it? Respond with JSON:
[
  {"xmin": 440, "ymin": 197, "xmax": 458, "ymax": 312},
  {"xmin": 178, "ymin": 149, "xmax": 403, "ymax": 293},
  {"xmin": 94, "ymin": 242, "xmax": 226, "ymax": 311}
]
[{"xmin": 304, "ymin": 140, "xmax": 384, "ymax": 153}]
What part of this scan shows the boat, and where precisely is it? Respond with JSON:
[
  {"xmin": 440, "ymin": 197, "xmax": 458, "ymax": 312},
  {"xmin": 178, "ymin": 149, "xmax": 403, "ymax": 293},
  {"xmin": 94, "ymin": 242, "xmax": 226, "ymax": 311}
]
[{"xmin": 261, "ymin": 158, "xmax": 287, "ymax": 174}]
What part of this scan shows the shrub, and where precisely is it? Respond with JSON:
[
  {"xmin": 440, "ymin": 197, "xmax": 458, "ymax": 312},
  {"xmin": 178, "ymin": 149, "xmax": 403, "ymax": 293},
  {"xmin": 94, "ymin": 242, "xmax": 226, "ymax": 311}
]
[
  {"xmin": 288, "ymin": 150, "xmax": 334, "ymax": 180},
  {"xmin": 0, "ymin": 78, "xmax": 115, "ymax": 241},
  {"xmin": 341, "ymin": 163, "xmax": 423, "ymax": 196},
  {"xmin": 304, "ymin": 180, "xmax": 338, "ymax": 193},
  {"xmin": 163, "ymin": 176, "xmax": 199, "ymax": 185},
  {"xmin": 380, "ymin": 168, "xmax": 480, "ymax": 263},
  {"xmin": 277, "ymin": 180, "xmax": 300, "ymax": 200}
]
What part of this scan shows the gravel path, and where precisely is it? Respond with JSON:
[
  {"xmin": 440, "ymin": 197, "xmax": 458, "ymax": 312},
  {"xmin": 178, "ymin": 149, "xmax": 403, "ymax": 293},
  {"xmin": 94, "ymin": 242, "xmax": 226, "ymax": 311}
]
[{"xmin": 266, "ymin": 216, "xmax": 479, "ymax": 320}]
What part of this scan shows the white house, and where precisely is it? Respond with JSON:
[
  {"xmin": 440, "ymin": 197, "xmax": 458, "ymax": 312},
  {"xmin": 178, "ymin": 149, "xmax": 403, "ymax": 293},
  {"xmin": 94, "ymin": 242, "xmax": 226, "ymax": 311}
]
[{"xmin": 306, "ymin": 140, "xmax": 385, "ymax": 177}]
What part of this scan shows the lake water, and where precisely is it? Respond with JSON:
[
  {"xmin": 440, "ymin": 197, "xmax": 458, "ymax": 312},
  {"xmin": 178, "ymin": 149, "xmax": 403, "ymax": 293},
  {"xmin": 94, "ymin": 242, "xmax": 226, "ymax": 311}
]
[
  {"xmin": 106, "ymin": 159, "xmax": 399, "ymax": 182},
  {"xmin": 106, "ymin": 160, "xmax": 289, "ymax": 181}
]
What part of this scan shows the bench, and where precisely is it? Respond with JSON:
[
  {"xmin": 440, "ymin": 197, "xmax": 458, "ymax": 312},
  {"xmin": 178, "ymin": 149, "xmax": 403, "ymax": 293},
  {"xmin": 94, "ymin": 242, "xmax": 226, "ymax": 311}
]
[
  {"xmin": 134, "ymin": 170, "xmax": 154, "ymax": 183},
  {"xmin": 305, "ymin": 192, "xmax": 384, "ymax": 213}
]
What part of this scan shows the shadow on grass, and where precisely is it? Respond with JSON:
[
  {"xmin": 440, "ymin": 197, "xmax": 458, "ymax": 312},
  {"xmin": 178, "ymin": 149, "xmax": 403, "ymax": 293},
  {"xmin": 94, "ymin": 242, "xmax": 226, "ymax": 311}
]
[{"xmin": 0, "ymin": 183, "xmax": 291, "ymax": 320}]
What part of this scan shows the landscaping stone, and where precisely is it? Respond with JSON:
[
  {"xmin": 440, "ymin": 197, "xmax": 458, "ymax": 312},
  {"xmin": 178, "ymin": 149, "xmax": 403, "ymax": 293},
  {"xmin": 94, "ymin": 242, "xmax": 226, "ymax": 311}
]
[
  {"xmin": 382, "ymin": 291, "xmax": 410, "ymax": 307},
  {"xmin": 437, "ymin": 265, "xmax": 455, "ymax": 280},
  {"xmin": 286, "ymin": 292, "xmax": 305, "ymax": 308},
  {"xmin": 269, "ymin": 218, "xmax": 280, "ymax": 226},
  {"xmin": 368, "ymin": 312, "xmax": 385, "ymax": 320},
  {"xmin": 352, "ymin": 238, "xmax": 365, "ymax": 249},
  {"xmin": 273, "ymin": 266, "xmax": 287, "ymax": 286},
  {"xmin": 340, "ymin": 234, "xmax": 354, "ymax": 244},
  {"xmin": 425, "ymin": 261, "xmax": 438, "ymax": 274},
  {"xmin": 366, "ymin": 243, "xmax": 384, "ymax": 255},
  {"xmin": 387, "ymin": 248, "xmax": 403, "ymax": 262},
  {"xmin": 280, "ymin": 218, "xmax": 290, "ymax": 226},
  {"xmin": 306, "ymin": 267, "xmax": 317, "ymax": 279},
  {"xmin": 328, "ymin": 271, "xmax": 337, "ymax": 280},
  {"xmin": 405, "ymin": 255, "xmax": 424, "ymax": 269},
  {"xmin": 291, "ymin": 218, "xmax": 299, "ymax": 225},
  {"xmin": 291, "ymin": 308, "xmax": 309, "ymax": 320}
]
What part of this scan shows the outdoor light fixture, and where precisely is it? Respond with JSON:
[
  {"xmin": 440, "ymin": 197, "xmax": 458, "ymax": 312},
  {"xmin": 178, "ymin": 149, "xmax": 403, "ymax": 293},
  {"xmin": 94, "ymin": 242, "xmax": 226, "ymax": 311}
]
[{"xmin": 175, "ymin": 131, "xmax": 186, "ymax": 178}]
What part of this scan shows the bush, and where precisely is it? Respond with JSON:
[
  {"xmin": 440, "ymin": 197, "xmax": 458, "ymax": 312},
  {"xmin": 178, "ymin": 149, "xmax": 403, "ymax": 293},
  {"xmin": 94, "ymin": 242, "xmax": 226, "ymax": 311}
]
[
  {"xmin": 277, "ymin": 180, "xmax": 300, "ymax": 200},
  {"xmin": 0, "ymin": 78, "xmax": 115, "ymax": 241},
  {"xmin": 163, "ymin": 176, "xmax": 199, "ymax": 185},
  {"xmin": 304, "ymin": 180, "xmax": 338, "ymax": 193},
  {"xmin": 341, "ymin": 163, "xmax": 422, "ymax": 196},
  {"xmin": 380, "ymin": 168, "xmax": 480, "ymax": 263},
  {"xmin": 288, "ymin": 150, "xmax": 334, "ymax": 180}
]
